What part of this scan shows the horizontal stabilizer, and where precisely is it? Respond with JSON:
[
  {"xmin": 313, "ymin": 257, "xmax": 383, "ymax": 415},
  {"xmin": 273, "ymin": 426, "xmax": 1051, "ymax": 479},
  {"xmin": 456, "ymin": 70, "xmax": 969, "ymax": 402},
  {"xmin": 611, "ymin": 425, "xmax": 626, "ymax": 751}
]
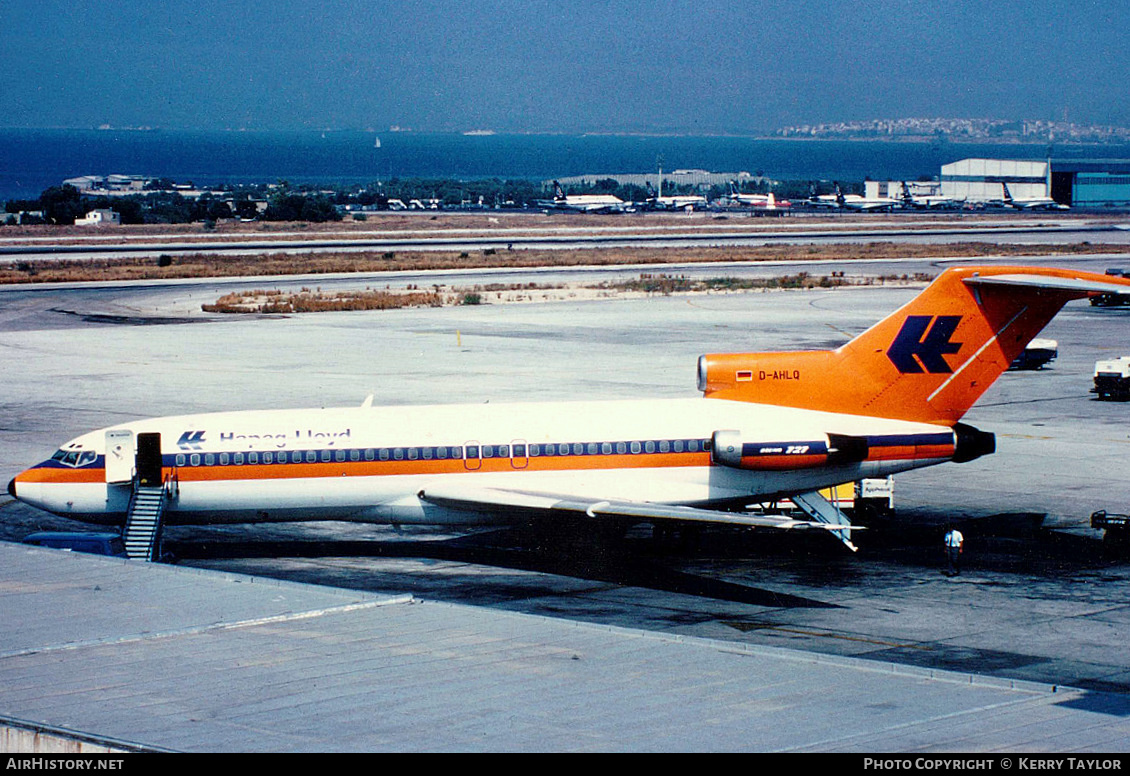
[
  {"xmin": 418, "ymin": 485, "xmax": 858, "ymax": 531},
  {"xmin": 964, "ymin": 273, "xmax": 1130, "ymax": 296}
]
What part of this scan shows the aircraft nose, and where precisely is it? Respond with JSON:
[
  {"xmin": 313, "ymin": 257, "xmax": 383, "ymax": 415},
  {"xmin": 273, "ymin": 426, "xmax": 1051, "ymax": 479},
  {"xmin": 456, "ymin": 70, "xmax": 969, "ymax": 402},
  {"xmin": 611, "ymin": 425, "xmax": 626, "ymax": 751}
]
[{"xmin": 7, "ymin": 477, "xmax": 16, "ymax": 499}]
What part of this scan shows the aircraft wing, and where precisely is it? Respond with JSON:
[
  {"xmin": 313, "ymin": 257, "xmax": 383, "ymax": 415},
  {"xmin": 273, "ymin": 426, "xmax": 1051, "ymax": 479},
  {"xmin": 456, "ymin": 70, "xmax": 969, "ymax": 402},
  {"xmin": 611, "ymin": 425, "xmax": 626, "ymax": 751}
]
[{"xmin": 418, "ymin": 484, "xmax": 846, "ymax": 531}]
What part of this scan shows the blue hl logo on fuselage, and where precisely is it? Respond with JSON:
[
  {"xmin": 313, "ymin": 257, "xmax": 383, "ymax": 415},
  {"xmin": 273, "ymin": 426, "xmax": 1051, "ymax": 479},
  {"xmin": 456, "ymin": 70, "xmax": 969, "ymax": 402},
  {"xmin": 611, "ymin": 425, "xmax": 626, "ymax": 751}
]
[
  {"xmin": 177, "ymin": 430, "xmax": 206, "ymax": 450},
  {"xmin": 887, "ymin": 315, "xmax": 963, "ymax": 374}
]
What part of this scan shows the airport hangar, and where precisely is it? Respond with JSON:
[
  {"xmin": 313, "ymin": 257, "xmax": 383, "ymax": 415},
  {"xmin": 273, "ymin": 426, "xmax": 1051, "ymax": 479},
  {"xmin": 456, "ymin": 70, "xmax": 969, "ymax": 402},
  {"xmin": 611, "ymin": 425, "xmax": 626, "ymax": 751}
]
[
  {"xmin": 867, "ymin": 158, "xmax": 1130, "ymax": 208},
  {"xmin": 562, "ymin": 158, "xmax": 1130, "ymax": 209}
]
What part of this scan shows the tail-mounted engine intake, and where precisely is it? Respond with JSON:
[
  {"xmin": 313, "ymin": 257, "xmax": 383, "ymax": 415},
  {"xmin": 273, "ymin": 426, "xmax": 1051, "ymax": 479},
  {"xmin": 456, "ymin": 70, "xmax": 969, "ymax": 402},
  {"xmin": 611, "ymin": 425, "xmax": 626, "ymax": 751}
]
[{"xmin": 711, "ymin": 430, "xmax": 869, "ymax": 471}]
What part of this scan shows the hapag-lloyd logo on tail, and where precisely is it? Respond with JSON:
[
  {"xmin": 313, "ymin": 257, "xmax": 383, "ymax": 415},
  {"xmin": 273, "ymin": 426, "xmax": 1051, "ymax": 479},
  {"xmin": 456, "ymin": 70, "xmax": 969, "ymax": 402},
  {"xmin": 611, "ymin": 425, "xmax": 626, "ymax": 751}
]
[{"xmin": 887, "ymin": 315, "xmax": 963, "ymax": 374}]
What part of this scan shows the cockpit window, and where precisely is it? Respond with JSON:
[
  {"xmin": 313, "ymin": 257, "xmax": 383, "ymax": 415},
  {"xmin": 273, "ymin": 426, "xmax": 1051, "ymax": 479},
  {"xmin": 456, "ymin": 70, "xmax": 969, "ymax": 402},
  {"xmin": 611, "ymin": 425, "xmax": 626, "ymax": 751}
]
[{"xmin": 51, "ymin": 449, "xmax": 97, "ymax": 468}]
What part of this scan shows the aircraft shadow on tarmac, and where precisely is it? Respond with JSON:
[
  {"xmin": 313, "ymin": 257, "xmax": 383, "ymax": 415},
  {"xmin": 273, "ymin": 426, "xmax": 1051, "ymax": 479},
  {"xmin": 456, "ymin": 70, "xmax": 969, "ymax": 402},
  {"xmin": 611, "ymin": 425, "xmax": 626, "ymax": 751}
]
[
  {"xmin": 162, "ymin": 508, "xmax": 1128, "ymax": 611},
  {"xmin": 50, "ymin": 308, "xmax": 202, "ymax": 326},
  {"xmin": 165, "ymin": 525, "xmax": 843, "ymax": 610}
]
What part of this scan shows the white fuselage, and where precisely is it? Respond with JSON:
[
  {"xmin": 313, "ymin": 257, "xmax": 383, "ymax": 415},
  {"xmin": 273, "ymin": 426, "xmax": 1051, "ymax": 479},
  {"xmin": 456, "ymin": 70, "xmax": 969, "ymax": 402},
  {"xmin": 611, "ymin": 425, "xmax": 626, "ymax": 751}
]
[
  {"xmin": 839, "ymin": 194, "xmax": 900, "ymax": 211},
  {"xmin": 13, "ymin": 397, "xmax": 957, "ymax": 527},
  {"xmin": 554, "ymin": 195, "xmax": 625, "ymax": 212},
  {"xmin": 652, "ymin": 195, "xmax": 708, "ymax": 210}
]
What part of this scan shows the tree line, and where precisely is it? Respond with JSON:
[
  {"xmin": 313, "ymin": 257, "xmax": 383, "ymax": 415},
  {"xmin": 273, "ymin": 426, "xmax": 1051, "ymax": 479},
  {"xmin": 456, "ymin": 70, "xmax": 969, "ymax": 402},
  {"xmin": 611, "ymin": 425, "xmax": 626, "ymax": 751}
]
[
  {"xmin": 4, "ymin": 184, "xmax": 272, "ymax": 225},
  {"xmin": 3, "ymin": 176, "xmax": 837, "ymax": 226}
]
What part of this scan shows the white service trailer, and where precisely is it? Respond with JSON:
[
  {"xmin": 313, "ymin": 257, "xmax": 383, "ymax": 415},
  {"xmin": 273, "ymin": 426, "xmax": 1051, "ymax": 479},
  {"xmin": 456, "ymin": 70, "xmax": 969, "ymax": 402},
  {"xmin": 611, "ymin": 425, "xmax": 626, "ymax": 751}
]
[{"xmin": 1094, "ymin": 357, "xmax": 1130, "ymax": 401}]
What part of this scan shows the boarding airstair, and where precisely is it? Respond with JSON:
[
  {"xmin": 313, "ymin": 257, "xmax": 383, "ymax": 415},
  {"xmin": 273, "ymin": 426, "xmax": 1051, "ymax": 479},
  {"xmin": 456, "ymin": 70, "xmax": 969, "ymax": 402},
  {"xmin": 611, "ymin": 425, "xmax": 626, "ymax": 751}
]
[
  {"xmin": 790, "ymin": 490, "xmax": 859, "ymax": 552},
  {"xmin": 123, "ymin": 475, "xmax": 173, "ymax": 561}
]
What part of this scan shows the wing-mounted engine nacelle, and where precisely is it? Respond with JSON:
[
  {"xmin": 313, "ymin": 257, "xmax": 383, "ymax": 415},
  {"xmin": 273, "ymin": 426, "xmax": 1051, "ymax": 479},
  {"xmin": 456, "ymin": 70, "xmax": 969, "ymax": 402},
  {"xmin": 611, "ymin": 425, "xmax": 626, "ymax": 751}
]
[{"xmin": 711, "ymin": 430, "xmax": 869, "ymax": 471}]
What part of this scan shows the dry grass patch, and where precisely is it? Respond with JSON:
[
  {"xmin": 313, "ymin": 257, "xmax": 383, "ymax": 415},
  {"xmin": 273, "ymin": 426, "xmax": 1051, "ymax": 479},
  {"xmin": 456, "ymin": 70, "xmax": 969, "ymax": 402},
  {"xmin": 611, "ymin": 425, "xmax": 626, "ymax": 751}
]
[
  {"xmin": 0, "ymin": 239, "xmax": 1117, "ymax": 287},
  {"xmin": 203, "ymin": 287, "xmax": 447, "ymax": 314},
  {"xmin": 199, "ymin": 273, "xmax": 934, "ymax": 314}
]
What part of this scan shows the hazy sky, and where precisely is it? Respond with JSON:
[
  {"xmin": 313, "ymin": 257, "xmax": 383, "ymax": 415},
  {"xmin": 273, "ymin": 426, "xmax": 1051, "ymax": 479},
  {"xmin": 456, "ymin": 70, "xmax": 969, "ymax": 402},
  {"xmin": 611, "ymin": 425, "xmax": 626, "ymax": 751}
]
[{"xmin": 2, "ymin": 0, "xmax": 1126, "ymax": 133}]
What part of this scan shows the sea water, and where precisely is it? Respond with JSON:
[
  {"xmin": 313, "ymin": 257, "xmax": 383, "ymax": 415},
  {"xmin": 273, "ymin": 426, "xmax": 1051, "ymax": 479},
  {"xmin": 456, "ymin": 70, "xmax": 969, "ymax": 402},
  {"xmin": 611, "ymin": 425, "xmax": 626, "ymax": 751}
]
[{"xmin": 2, "ymin": 128, "xmax": 1125, "ymax": 201}]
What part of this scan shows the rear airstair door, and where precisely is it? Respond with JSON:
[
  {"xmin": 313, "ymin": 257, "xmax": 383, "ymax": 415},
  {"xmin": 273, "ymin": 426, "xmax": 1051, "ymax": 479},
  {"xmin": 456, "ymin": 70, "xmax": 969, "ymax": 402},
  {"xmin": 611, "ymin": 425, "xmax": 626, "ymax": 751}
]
[{"xmin": 136, "ymin": 432, "xmax": 163, "ymax": 487}]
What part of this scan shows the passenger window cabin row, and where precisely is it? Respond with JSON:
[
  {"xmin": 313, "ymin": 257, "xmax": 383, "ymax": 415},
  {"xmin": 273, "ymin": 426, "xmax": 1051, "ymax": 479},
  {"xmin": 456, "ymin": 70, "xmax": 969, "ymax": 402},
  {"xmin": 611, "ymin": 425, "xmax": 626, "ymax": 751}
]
[{"xmin": 169, "ymin": 438, "xmax": 711, "ymax": 468}]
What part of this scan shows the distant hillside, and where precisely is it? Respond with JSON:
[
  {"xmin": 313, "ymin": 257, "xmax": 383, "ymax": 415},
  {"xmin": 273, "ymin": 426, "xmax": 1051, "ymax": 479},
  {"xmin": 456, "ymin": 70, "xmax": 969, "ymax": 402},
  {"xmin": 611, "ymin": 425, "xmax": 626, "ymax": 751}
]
[{"xmin": 775, "ymin": 118, "xmax": 1130, "ymax": 144}]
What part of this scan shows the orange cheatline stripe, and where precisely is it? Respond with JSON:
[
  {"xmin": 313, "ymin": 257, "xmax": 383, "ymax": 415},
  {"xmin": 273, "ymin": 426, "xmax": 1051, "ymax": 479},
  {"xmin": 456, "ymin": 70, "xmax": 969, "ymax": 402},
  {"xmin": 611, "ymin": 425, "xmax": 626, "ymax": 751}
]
[
  {"xmin": 19, "ymin": 452, "xmax": 716, "ymax": 486},
  {"xmin": 866, "ymin": 445, "xmax": 917, "ymax": 461},
  {"xmin": 866, "ymin": 444, "xmax": 955, "ymax": 461},
  {"xmin": 17, "ymin": 443, "xmax": 955, "ymax": 488},
  {"xmin": 173, "ymin": 452, "xmax": 713, "ymax": 481},
  {"xmin": 738, "ymin": 454, "xmax": 828, "ymax": 470},
  {"xmin": 913, "ymin": 444, "xmax": 956, "ymax": 458},
  {"xmin": 16, "ymin": 468, "xmax": 105, "ymax": 484}
]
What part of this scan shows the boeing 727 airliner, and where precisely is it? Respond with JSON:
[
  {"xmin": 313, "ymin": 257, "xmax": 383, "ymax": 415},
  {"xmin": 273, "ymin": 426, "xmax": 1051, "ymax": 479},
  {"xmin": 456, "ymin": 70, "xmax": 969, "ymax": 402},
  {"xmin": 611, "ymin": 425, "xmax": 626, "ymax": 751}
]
[
  {"xmin": 536, "ymin": 181, "xmax": 627, "ymax": 213},
  {"xmin": 1000, "ymin": 182, "xmax": 1069, "ymax": 210},
  {"xmin": 10, "ymin": 266, "xmax": 1130, "ymax": 557}
]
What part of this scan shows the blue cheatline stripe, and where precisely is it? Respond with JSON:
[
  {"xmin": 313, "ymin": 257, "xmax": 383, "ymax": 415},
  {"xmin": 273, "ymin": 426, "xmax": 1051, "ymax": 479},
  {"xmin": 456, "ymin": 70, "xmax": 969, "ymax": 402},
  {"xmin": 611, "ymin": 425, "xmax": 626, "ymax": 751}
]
[
  {"xmin": 740, "ymin": 441, "xmax": 829, "ymax": 457},
  {"xmin": 866, "ymin": 432, "xmax": 953, "ymax": 447},
  {"xmin": 163, "ymin": 437, "xmax": 715, "ymax": 468},
  {"xmin": 34, "ymin": 455, "xmax": 107, "ymax": 471}
]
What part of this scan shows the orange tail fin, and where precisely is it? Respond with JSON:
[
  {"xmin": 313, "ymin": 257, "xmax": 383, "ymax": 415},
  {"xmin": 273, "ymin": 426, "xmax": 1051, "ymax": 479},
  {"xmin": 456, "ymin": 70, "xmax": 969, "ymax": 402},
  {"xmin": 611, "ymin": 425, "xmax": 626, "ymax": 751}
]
[{"xmin": 698, "ymin": 266, "xmax": 1130, "ymax": 425}]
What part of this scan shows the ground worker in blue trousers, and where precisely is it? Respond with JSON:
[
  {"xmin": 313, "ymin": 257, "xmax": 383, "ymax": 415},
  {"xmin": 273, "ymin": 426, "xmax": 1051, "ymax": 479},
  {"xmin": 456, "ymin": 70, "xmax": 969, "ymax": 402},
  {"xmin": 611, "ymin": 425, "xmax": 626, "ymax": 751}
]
[{"xmin": 944, "ymin": 527, "xmax": 964, "ymax": 576}]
